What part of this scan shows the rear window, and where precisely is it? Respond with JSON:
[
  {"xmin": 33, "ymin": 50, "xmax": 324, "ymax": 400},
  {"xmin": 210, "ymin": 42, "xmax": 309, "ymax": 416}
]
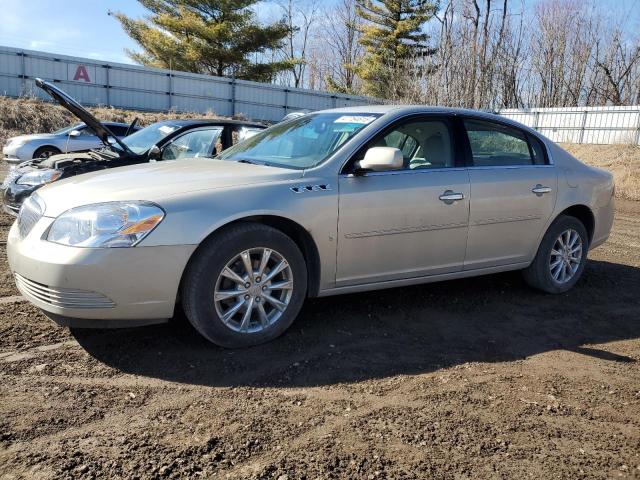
[{"xmin": 464, "ymin": 119, "xmax": 546, "ymax": 166}]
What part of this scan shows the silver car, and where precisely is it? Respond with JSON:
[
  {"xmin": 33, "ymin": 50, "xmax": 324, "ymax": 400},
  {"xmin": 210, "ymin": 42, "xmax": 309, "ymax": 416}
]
[
  {"xmin": 7, "ymin": 106, "xmax": 615, "ymax": 347},
  {"xmin": 2, "ymin": 122, "xmax": 138, "ymax": 163}
]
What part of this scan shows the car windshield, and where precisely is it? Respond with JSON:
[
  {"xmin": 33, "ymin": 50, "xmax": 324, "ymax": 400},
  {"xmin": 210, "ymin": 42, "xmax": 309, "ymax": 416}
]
[
  {"xmin": 217, "ymin": 113, "xmax": 381, "ymax": 169},
  {"xmin": 120, "ymin": 121, "xmax": 183, "ymax": 154},
  {"xmin": 53, "ymin": 123, "xmax": 84, "ymax": 135}
]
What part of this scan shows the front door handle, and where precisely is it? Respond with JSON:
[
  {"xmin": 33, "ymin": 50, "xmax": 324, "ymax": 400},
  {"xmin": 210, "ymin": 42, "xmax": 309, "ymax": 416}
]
[
  {"xmin": 439, "ymin": 190, "xmax": 465, "ymax": 204},
  {"xmin": 532, "ymin": 184, "xmax": 552, "ymax": 196}
]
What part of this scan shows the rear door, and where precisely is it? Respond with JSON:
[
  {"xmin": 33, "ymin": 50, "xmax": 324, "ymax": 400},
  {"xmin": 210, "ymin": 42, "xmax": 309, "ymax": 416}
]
[{"xmin": 462, "ymin": 118, "xmax": 558, "ymax": 270}]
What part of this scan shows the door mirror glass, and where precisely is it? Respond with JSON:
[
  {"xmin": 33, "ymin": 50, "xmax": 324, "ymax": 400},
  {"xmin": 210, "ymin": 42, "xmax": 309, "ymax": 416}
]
[
  {"xmin": 148, "ymin": 145, "xmax": 161, "ymax": 159},
  {"xmin": 68, "ymin": 130, "xmax": 81, "ymax": 137},
  {"xmin": 357, "ymin": 147, "xmax": 403, "ymax": 172}
]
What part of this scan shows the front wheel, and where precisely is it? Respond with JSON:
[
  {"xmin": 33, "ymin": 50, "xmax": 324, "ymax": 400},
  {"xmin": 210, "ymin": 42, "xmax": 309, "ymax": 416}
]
[
  {"xmin": 181, "ymin": 223, "xmax": 307, "ymax": 348},
  {"xmin": 523, "ymin": 215, "xmax": 589, "ymax": 294},
  {"xmin": 33, "ymin": 146, "xmax": 60, "ymax": 159}
]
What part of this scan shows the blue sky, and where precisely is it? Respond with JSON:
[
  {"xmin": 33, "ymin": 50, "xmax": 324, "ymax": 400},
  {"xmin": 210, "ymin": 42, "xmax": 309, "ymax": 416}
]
[{"xmin": 0, "ymin": 0, "xmax": 638, "ymax": 65}]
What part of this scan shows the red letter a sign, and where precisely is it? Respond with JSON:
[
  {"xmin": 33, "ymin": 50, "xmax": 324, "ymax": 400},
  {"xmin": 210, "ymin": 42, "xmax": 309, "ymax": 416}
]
[{"xmin": 73, "ymin": 65, "xmax": 91, "ymax": 82}]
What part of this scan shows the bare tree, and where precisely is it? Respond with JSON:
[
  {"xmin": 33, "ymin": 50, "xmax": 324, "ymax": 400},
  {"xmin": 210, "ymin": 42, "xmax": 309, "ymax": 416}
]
[
  {"xmin": 593, "ymin": 29, "xmax": 640, "ymax": 105},
  {"xmin": 277, "ymin": 0, "xmax": 319, "ymax": 88},
  {"xmin": 319, "ymin": 0, "xmax": 363, "ymax": 94}
]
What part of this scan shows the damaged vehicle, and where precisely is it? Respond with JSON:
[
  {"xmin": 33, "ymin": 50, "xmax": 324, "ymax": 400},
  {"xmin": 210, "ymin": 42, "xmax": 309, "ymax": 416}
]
[{"xmin": 2, "ymin": 78, "xmax": 265, "ymax": 215}]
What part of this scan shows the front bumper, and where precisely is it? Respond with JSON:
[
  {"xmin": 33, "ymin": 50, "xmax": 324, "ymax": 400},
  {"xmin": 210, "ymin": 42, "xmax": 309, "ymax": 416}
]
[
  {"xmin": 2, "ymin": 145, "xmax": 29, "ymax": 164},
  {"xmin": 7, "ymin": 217, "xmax": 197, "ymax": 325},
  {"xmin": 2, "ymin": 182, "xmax": 37, "ymax": 216}
]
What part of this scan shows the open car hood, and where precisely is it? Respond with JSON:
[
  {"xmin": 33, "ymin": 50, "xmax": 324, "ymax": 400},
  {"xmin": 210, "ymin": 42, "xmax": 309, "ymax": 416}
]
[{"xmin": 35, "ymin": 78, "xmax": 133, "ymax": 155}]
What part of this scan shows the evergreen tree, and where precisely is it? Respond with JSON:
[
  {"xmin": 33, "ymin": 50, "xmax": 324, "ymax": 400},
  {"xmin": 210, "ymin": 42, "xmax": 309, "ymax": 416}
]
[
  {"xmin": 355, "ymin": 0, "xmax": 438, "ymax": 98},
  {"xmin": 113, "ymin": 0, "xmax": 295, "ymax": 82}
]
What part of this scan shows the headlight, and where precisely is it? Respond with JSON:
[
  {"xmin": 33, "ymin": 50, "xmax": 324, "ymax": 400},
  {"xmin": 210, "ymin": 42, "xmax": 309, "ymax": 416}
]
[
  {"xmin": 8, "ymin": 138, "xmax": 27, "ymax": 148},
  {"xmin": 47, "ymin": 202, "xmax": 165, "ymax": 248},
  {"xmin": 16, "ymin": 169, "xmax": 62, "ymax": 186}
]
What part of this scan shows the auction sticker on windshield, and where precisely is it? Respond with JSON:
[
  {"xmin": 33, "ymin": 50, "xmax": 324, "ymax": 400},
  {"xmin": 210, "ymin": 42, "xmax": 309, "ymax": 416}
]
[{"xmin": 334, "ymin": 115, "xmax": 377, "ymax": 124}]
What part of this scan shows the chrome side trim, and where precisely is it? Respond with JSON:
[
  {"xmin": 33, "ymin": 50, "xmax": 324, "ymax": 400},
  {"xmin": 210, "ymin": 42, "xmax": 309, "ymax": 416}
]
[
  {"xmin": 470, "ymin": 215, "xmax": 542, "ymax": 226},
  {"xmin": 467, "ymin": 164, "xmax": 555, "ymax": 170},
  {"xmin": 344, "ymin": 222, "xmax": 468, "ymax": 239},
  {"xmin": 342, "ymin": 167, "xmax": 467, "ymax": 178}
]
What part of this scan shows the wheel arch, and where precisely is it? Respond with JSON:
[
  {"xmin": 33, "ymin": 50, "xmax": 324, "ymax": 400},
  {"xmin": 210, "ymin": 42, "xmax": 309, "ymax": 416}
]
[
  {"xmin": 179, "ymin": 214, "xmax": 322, "ymax": 299},
  {"xmin": 554, "ymin": 204, "xmax": 595, "ymax": 243},
  {"xmin": 32, "ymin": 145, "xmax": 61, "ymax": 158}
]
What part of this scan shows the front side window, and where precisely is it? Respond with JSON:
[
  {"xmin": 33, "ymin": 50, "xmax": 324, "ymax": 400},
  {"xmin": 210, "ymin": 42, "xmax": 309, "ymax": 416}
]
[
  {"xmin": 162, "ymin": 128, "xmax": 222, "ymax": 160},
  {"xmin": 217, "ymin": 113, "xmax": 381, "ymax": 169},
  {"xmin": 78, "ymin": 127, "xmax": 95, "ymax": 136},
  {"xmin": 464, "ymin": 119, "xmax": 545, "ymax": 166},
  {"xmin": 353, "ymin": 118, "xmax": 455, "ymax": 171}
]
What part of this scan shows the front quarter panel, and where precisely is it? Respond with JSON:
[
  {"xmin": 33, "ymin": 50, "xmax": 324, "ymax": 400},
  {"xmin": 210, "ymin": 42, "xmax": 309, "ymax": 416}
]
[{"xmin": 141, "ymin": 176, "xmax": 339, "ymax": 291}]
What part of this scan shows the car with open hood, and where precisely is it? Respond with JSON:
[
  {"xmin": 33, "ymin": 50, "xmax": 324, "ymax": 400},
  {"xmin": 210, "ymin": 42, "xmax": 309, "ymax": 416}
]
[
  {"xmin": 1, "ymin": 78, "xmax": 265, "ymax": 215},
  {"xmin": 7, "ymin": 106, "xmax": 615, "ymax": 347}
]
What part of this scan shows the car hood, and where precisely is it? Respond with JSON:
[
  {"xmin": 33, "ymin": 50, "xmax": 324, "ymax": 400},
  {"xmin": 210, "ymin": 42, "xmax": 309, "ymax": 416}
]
[
  {"xmin": 6, "ymin": 133, "xmax": 59, "ymax": 144},
  {"xmin": 36, "ymin": 158, "xmax": 303, "ymax": 217},
  {"xmin": 35, "ymin": 78, "xmax": 133, "ymax": 155}
]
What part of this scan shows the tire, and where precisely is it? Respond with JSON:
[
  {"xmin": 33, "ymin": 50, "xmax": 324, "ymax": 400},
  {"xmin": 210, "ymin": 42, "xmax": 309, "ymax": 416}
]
[
  {"xmin": 522, "ymin": 215, "xmax": 589, "ymax": 294},
  {"xmin": 33, "ymin": 146, "xmax": 60, "ymax": 159},
  {"xmin": 181, "ymin": 223, "xmax": 307, "ymax": 348}
]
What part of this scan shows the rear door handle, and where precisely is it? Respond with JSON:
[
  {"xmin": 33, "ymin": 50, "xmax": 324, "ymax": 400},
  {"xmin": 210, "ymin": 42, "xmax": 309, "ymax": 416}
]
[
  {"xmin": 532, "ymin": 184, "xmax": 552, "ymax": 196},
  {"xmin": 439, "ymin": 190, "xmax": 465, "ymax": 204}
]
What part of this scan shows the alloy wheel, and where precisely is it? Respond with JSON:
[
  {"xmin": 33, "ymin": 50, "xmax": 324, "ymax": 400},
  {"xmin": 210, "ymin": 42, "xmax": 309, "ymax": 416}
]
[
  {"xmin": 213, "ymin": 247, "xmax": 294, "ymax": 333},
  {"xmin": 549, "ymin": 228, "xmax": 583, "ymax": 284}
]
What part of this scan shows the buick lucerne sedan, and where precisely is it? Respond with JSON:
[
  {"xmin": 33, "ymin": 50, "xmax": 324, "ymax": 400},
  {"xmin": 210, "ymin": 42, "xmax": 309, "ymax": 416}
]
[{"xmin": 7, "ymin": 106, "xmax": 615, "ymax": 347}]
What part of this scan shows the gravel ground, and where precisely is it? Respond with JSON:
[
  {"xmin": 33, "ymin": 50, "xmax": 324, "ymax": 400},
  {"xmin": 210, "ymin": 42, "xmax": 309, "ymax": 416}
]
[{"xmin": 0, "ymin": 196, "xmax": 639, "ymax": 479}]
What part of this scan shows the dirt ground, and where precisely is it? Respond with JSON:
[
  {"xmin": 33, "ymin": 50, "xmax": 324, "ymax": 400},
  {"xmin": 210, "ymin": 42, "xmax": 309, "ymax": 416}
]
[{"xmin": 1, "ymin": 195, "xmax": 639, "ymax": 479}]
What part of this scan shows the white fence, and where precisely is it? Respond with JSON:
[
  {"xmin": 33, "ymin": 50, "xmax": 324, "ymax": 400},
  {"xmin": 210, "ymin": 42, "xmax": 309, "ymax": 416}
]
[
  {"xmin": 499, "ymin": 106, "xmax": 640, "ymax": 145},
  {"xmin": 0, "ymin": 45, "xmax": 375, "ymax": 122}
]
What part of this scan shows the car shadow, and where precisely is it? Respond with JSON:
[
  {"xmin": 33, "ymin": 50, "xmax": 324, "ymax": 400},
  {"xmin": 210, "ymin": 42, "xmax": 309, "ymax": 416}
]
[{"xmin": 71, "ymin": 260, "xmax": 640, "ymax": 387}]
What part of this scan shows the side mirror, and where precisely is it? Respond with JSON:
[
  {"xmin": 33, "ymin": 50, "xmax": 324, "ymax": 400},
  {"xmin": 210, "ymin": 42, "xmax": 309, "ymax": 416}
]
[
  {"xmin": 68, "ymin": 130, "xmax": 81, "ymax": 138},
  {"xmin": 356, "ymin": 147, "xmax": 403, "ymax": 173},
  {"xmin": 148, "ymin": 145, "xmax": 161, "ymax": 159}
]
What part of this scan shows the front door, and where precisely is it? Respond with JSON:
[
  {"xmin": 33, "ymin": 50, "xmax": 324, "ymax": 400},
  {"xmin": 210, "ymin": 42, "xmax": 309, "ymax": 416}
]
[
  {"xmin": 462, "ymin": 118, "xmax": 558, "ymax": 269},
  {"xmin": 336, "ymin": 116, "xmax": 470, "ymax": 287}
]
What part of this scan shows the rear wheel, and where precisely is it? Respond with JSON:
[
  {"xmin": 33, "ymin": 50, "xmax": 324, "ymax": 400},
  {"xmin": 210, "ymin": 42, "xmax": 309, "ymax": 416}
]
[
  {"xmin": 523, "ymin": 215, "xmax": 589, "ymax": 294},
  {"xmin": 181, "ymin": 223, "xmax": 307, "ymax": 348},
  {"xmin": 33, "ymin": 146, "xmax": 60, "ymax": 159}
]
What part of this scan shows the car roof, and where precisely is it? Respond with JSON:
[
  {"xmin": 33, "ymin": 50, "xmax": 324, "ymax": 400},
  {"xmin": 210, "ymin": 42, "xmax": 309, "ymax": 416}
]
[
  {"xmin": 319, "ymin": 105, "xmax": 501, "ymax": 117},
  {"xmin": 317, "ymin": 105, "xmax": 543, "ymax": 139},
  {"xmin": 153, "ymin": 119, "xmax": 266, "ymax": 129}
]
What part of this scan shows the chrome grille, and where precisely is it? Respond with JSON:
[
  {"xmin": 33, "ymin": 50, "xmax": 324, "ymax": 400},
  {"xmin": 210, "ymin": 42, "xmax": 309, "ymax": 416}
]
[
  {"xmin": 2, "ymin": 168, "xmax": 19, "ymax": 189},
  {"xmin": 16, "ymin": 195, "xmax": 43, "ymax": 238},
  {"xmin": 15, "ymin": 274, "xmax": 116, "ymax": 309}
]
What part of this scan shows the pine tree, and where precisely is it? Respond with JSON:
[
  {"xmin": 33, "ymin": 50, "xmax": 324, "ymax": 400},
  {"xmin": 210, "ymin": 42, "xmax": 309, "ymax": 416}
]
[
  {"xmin": 355, "ymin": 0, "xmax": 438, "ymax": 98},
  {"xmin": 113, "ymin": 0, "xmax": 295, "ymax": 82}
]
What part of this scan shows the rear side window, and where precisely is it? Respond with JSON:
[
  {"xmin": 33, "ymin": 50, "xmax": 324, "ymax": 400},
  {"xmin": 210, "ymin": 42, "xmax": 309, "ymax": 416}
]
[{"xmin": 464, "ymin": 119, "xmax": 545, "ymax": 167}]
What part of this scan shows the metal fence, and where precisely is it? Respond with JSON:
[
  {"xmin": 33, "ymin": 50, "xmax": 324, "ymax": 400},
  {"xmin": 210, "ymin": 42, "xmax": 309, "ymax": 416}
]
[
  {"xmin": 0, "ymin": 45, "xmax": 376, "ymax": 123},
  {"xmin": 499, "ymin": 106, "xmax": 640, "ymax": 145},
  {"xmin": 1, "ymin": 46, "xmax": 639, "ymax": 143}
]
